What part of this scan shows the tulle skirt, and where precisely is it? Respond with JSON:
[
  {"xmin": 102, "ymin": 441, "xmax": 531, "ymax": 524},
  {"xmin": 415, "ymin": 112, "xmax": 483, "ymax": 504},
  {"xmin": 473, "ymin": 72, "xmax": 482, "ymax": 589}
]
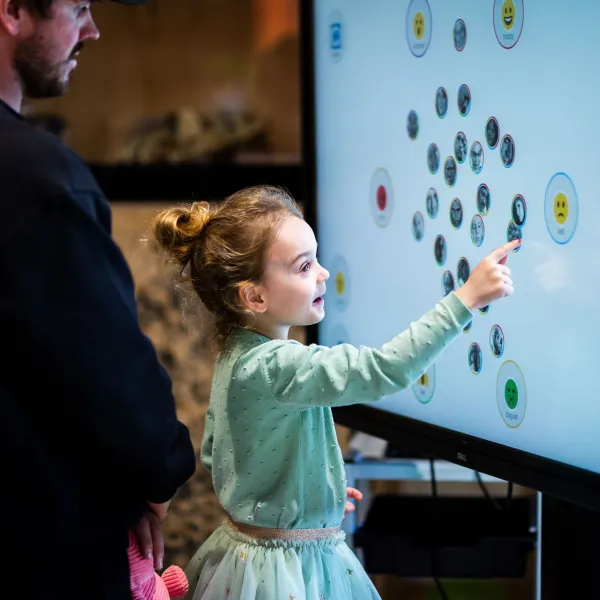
[{"xmin": 184, "ymin": 520, "xmax": 381, "ymax": 600}]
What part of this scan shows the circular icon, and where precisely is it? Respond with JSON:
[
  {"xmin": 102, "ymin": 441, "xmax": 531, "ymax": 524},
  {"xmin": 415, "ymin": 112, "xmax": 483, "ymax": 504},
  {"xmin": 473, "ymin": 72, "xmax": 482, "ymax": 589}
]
[
  {"xmin": 450, "ymin": 198, "xmax": 463, "ymax": 229},
  {"xmin": 453, "ymin": 19, "xmax": 467, "ymax": 51},
  {"xmin": 426, "ymin": 188, "xmax": 439, "ymax": 219},
  {"xmin": 407, "ymin": 110, "xmax": 419, "ymax": 140},
  {"xmin": 463, "ymin": 320, "xmax": 472, "ymax": 333},
  {"xmin": 497, "ymin": 360, "xmax": 527, "ymax": 427},
  {"xmin": 507, "ymin": 220, "xmax": 522, "ymax": 250},
  {"xmin": 544, "ymin": 172, "xmax": 579, "ymax": 244},
  {"xmin": 493, "ymin": 0, "xmax": 524, "ymax": 49},
  {"xmin": 370, "ymin": 168, "xmax": 394, "ymax": 227},
  {"xmin": 485, "ymin": 117, "xmax": 500, "ymax": 149},
  {"xmin": 477, "ymin": 183, "xmax": 491, "ymax": 216},
  {"xmin": 490, "ymin": 324, "xmax": 504, "ymax": 358},
  {"xmin": 479, "ymin": 305, "xmax": 490, "ymax": 315},
  {"xmin": 441, "ymin": 270, "xmax": 455, "ymax": 297},
  {"xmin": 328, "ymin": 10, "xmax": 345, "ymax": 62},
  {"xmin": 435, "ymin": 87, "xmax": 448, "ymax": 118},
  {"xmin": 457, "ymin": 256, "xmax": 470, "ymax": 286},
  {"xmin": 412, "ymin": 211, "xmax": 425, "ymax": 242},
  {"xmin": 500, "ymin": 134, "xmax": 515, "ymax": 167},
  {"xmin": 413, "ymin": 364, "xmax": 436, "ymax": 403},
  {"xmin": 454, "ymin": 131, "xmax": 467, "ymax": 164},
  {"xmin": 470, "ymin": 214, "xmax": 485, "ymax": 247},
  {"xmin": 330, "ymin": 254, "xmax": 351, "ymax": 311},
  {"xmin": 457, "ymin": 84, "xmax": 471, "ymax": 117},
  {"xmin": 434, "ymin": 234, "xmax": 447, "ymax": 266},
  {"xmin": 468, "ymin": 342, "xmax": 482, "ymax": 375},
  {"xmin": 427, "ymin": 143, "xmax": 440, "ymax": 174},
  {"xmin": 470, "ymin": 141, "xmax": 484, "ymax": 174},
  {"xmin": 406, "ymin": 0, "xmax": 433, "ymax": 57},
  {"xmin": 444, "ymin": 156, "xmax": 457, "ymax": 187},
  {"xmin": 512, "ymin": 194, "xmax": 527, "ymax": 227}
]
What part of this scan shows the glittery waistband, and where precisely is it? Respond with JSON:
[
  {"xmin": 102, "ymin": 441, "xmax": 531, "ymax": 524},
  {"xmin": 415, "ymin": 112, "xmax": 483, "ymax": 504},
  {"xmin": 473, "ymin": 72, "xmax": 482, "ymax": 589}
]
[{"xmin": 226, "ymin": 518, "xmax": 342, "ymax": 542}]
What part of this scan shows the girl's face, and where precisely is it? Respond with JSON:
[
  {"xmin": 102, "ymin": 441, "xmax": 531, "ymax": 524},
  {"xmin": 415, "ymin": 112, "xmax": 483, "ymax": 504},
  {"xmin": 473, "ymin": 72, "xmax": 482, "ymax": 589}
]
[{"xmin": 255, "ymin": 217, "xmax": 330, "ymax": 333}]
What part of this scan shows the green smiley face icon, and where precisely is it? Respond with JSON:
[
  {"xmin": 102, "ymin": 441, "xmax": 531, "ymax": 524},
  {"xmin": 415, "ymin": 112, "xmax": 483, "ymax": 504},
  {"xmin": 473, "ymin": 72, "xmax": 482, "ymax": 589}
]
[{"xmin": 504, "ymin": 379, "xmax": 519, "ymax": 409}]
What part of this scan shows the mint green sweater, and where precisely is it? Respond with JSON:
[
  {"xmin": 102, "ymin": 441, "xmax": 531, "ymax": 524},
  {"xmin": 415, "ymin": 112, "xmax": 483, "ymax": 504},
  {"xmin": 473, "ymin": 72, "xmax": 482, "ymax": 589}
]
[{"xmin": 201, "ymin": 292, "xmax": 472, "ymax": 530}]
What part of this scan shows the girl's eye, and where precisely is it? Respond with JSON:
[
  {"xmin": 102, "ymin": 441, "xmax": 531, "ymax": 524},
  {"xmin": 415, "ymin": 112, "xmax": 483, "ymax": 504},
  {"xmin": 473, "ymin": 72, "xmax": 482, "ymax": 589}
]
[{"xmin": 300, "ymin": 262, "xmax": 311, "ymax": 273}]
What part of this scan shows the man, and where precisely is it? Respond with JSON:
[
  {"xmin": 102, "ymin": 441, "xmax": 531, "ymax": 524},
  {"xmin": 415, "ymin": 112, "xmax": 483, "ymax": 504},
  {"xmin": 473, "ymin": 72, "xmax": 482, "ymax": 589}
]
[{"xmin": 0, "ymin": 1, "xmax": 196, "ymax": 598}]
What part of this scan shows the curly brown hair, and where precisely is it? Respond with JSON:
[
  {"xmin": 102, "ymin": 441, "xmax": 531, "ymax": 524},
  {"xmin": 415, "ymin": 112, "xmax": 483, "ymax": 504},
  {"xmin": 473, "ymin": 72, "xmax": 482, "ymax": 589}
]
[{"xmin": 151, "ymin": 185, "xmax": 303, "ymax": 352}]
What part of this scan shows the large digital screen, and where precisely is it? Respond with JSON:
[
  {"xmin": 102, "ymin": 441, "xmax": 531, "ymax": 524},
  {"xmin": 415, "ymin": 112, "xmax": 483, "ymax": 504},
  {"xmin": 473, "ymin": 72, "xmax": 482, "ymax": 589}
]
[{"xmin": 313, "ymin": 0, "xmax": 600, "ymax": 478}]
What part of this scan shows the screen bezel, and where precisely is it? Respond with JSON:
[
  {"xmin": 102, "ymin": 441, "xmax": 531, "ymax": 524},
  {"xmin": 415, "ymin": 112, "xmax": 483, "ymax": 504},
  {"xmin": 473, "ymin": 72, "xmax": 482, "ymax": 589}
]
[{"xmin": 299, "ymin": 0, "xmax": 600, "ymax": 512}]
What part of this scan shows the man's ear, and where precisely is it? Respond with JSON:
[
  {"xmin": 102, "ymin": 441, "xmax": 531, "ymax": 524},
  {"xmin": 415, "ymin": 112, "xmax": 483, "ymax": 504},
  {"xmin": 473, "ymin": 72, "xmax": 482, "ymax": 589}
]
[
  {"xmin": 0, "ymin": 0, "xmax": 32, "ymax": 37},
  {"xmin": 238, "ymin": 281, "xmax": 268, "ymax": 314}
]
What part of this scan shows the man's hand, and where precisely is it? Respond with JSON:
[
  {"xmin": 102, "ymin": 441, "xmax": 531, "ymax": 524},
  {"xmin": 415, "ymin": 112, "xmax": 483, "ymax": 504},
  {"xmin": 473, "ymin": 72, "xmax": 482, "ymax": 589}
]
[
  {"xmin": 132, "ymin": 508, "xmax": 165, "ymax": 570},
  {"xmin": 344, "ymin": 487, "xmax": 364, "ymax": 516}
]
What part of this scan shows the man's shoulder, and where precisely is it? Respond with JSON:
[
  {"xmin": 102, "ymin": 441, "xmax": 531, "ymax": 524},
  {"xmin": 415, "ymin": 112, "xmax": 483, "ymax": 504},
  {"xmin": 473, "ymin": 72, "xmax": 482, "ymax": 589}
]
[{"xmin": 0, "ymin": 117, "xmax": 101, "ymax": 202}]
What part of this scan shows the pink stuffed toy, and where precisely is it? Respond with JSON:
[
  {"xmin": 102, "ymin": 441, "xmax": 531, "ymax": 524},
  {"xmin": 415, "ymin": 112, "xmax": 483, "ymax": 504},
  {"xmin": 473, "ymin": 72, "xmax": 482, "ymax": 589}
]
[{"xmin": 127, "ymin": 531, "xmax": 189, "ymax": 600}]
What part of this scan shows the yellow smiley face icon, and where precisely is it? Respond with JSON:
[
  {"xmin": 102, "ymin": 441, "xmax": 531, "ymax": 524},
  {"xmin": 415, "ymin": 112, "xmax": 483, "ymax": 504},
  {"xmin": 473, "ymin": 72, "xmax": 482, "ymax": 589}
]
[
  {"xmin": 413, "ymin": 12, "xmax": 425, "ymax": 39},
  {"xmin": 502, "ymin": 0, "xmax": 515, "ymax": 30},
  {"xmin": 554, "ymin": 192, "xmax": 569, "ymax": 224},
  {"xmin": 335, "ymin": 272, "xmax": 345, "ymax": 295}
]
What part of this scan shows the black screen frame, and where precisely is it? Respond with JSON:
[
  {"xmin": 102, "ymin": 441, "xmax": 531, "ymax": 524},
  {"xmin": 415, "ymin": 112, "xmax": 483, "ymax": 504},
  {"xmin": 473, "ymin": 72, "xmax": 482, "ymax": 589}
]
[{"xmin": 299, "ymin": 0, "xmax": 600, "ymax": 512}]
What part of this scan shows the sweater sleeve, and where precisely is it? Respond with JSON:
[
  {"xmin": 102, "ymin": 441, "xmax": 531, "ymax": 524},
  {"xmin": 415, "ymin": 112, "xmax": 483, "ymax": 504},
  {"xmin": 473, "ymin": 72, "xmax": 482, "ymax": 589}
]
[
  {"xmin": 258, "ymin": 293, "xmax": 472, "ymax": 409},
  {"xmin": 0, "ymin": 192, "xmax": 196, "ymax": 503}
]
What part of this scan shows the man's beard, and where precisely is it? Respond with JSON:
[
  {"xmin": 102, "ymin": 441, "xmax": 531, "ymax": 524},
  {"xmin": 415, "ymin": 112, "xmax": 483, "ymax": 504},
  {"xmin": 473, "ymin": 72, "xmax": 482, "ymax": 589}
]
[{"xmin": 13, "ymin": 34, "xmax": 82, "ymax": 99}]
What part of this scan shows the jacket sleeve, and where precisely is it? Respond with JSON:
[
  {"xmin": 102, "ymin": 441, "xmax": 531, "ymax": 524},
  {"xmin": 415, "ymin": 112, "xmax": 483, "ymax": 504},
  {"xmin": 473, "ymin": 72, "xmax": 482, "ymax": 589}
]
[
  {"xmin": 1, "ymin": 192, "xmax": 196, "ymax": 503},
  {"xmin": 258, "ymin": 293, "xmax": 472, "ymax": 409}
]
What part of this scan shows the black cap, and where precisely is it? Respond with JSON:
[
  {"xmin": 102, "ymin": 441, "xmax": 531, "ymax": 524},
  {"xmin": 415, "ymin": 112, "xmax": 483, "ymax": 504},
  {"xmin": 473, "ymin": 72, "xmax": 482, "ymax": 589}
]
[{"xmin": 111, "ymin": 0, "xmax": 146, "ymax": 4}]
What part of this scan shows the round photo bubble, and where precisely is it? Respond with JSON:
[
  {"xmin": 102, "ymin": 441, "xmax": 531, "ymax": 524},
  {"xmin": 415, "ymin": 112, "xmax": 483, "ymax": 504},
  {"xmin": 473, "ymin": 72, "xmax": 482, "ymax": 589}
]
[
  {"xmin": 426, "ymin": 187, "xmax": 439, "ymax": 219},
  {"xmin": 444, "ymin": 156, "xmax": 457, "ymax": 187},
  {"xmin": 427, "ymin": 143, "xmax": 440, "ymax": 174},
  {"xmin": 512, "ymin": 194, "xmax": 527, "ymax": 227},
  {"xmin": 493, "ymin": 0, "xmax": 525, "ymax": 50},
  {"xmin": 500, "ymin": 134, "xmax": 515, "ymax": 167},
  {"xmin": 412, "ymin": 211, "xmax": 425, "ymax": 242},
  {"xmin": 370, "ymin": 168, "xmax": 394, "ymax": 227},
  {"xmin": 485, "ymin": 117, "xmax": 500, "ymax": 149},
  {"xmin": 479, "ymin": 305, "xmax": 490, "ymax": 315},
  {"xmin": 406, "ymin": 0, "xmax": 433, "ymax": 58},
  {"xmin": 407, "ymin": 110, "xmax": 419, "ymax": 140},
  {"xmin": 468, "ymin": 342, "xmax": 482, "ymax": 375},
  {"xmin": 434, "ymin": 234, "xmax": 447, "ymax": 266},
  {"xmin": 450, "ymin": 198, "xmax": 463, "ymax": 230},
  {"xmin": 470, "ymin": 214, "xmax": 485, "ymax": 247},
  {"xmin": 330, "ymin": 254, "xmax": 351, "ymax": 311},
  {"xmin": 544, "ymin": 172, "xmax": 579, "ymax": 244},
  {"xmin": 457, "ymin": 84, "xmax": 471, "ymax": 117},
  {"xmin": 328, "ymin": 10, "xmax": 345, "ymax": 62},
  {"xmin": 454, "ymin": 131, "xmax": 467, "ymax": 164},
  {"xmin": 496, "ymin": 360, "xmax": 527, "ymax": 427},
  {"xmin": 453, "ymin": 18, "xmax": 467, "ymax": 52},
  {"xmin": 490, "ymin": 324, "xmax": 504, "ymax": 358},
  {"xmin": 507, "ymin": 220, "xmax": 522, "ymax": 250},
  {"xmin": 457, "ymin": 256, "xmax": 470, "ymax": 286},
  {"xmin": 413, "ymin": 364, "xmax": 436, "ymax": 404},
  {"xmin": 441, "ymin": 270, "xmax": 455, "ymax": 297},
  {"xmin": 435, "ymin": 87, "xmax": 448, "ymax": 118},
  {"xmin": 477, "ymin": 183, "xmax": 491, "ymax": 216},
  {"xmin": 470, "ymin": 141, "xmax": 484, "ymax": 174}
]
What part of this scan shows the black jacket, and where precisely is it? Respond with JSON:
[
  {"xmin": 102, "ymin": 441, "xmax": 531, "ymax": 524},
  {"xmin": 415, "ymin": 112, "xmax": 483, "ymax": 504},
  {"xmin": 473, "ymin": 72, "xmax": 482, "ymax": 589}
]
[{"xmin": 0, "ymin": 100, "xmax": 196, "ymax": 550}]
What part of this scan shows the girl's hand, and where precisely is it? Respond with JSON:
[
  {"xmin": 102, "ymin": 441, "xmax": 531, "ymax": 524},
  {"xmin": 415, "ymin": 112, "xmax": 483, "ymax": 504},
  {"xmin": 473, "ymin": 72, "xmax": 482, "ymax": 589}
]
[
  {"xmin": 344, "ymin": 487, "xmax": 364, "ymax": 516},
  {"xmin": 132, "ymin": 508, "xmax": 164, "ymax": 570},
  {"xmin": 455, "ymin": 239, "xmax": 520, "ymax": 311}
]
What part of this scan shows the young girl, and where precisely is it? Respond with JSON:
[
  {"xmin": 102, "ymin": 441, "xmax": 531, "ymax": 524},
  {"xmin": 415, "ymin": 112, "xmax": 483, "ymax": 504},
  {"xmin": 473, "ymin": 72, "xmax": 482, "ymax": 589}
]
[{"xmin": 151, "ymin": 185, "xmax": 518, "ymax": 600}]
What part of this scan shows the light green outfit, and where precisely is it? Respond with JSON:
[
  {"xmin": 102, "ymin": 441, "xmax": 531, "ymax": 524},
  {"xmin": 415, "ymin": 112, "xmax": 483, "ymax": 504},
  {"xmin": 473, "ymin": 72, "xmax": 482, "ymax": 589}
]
[{"xmin": 185, "ymin": 292, "xmax": 472, "ymax": 599}]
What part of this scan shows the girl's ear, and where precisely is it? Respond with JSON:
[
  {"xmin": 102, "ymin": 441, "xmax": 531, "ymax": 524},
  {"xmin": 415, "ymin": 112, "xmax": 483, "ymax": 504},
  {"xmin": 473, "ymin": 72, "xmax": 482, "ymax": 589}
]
[{"xmin": 238, "ymin": 281, "xmax": 268, "ymax": 314}]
